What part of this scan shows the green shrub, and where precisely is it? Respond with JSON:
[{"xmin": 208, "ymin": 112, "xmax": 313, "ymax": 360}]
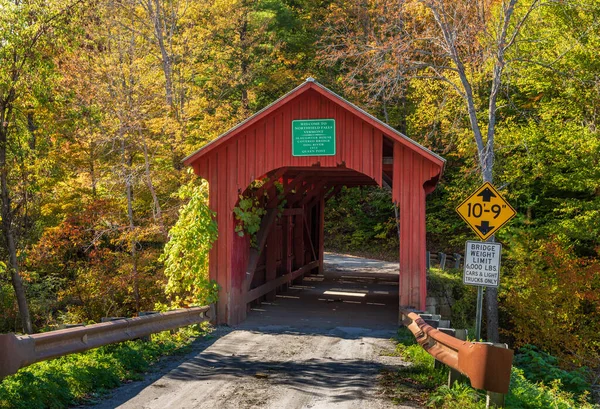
[
  {"xmin": 324, "ymin": 186, "xmax": 399, "ymax": 261},
  {"xmin": 381, "ymin": 327, "xmax": 449, "ymax": 405},
  {"xmin": 161, "ymin": 177, "xmax": 219, "ymax": 307},
  {"xmin": 513, "ymin": 345, "xmax": 591, "ymax": 396},
  {"xmin": 426, "ymin": 267, "xmax": 477, "ymax": 331},
  {"xmin": 507, "ymin": 368, "xmax": 595, "ymax": 409},
  {"xmin": 428, "ymin": 383, "xmax": 486, "ymax": 409}
]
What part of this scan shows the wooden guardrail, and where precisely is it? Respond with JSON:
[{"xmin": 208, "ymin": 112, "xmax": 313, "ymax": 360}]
[
  {"xmin": 0, "ymin": 306, "xmax": 213, "ymax": 380},
  {"xmin": 400, "ymin": 308, "xmax": 513, "ymax": 394},
  {"xmin": 427, "ymin": 251, "xmax": 463, "ymax": 271}
]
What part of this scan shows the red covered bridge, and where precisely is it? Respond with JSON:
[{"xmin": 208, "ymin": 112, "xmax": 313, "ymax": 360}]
[{"xmin": 184, "ymin": 78, "xmax": 445, "ymax": 325}]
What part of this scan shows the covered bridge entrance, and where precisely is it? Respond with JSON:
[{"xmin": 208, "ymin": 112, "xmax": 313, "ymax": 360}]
[{"xmin": 184, "ymin": 79, "xmax": 445, "ymax": 325}]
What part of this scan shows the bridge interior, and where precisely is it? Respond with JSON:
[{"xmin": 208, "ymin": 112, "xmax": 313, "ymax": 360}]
[
  {"xmin": 243, "ymin": 253, "xmax": 399, "ymax": 332},
  {"xmin": 242, "ymin": 167, "xmax": 381, "ymax": 311}
]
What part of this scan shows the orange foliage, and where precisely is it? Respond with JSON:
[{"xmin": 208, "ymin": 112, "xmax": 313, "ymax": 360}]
[
  {"xmin": 503, "ymin": 236, "xmax": 600, "ymax": 367},
  {"xmin": 26, "ymin": 200, "xmax": 167, "ymax": 323}
]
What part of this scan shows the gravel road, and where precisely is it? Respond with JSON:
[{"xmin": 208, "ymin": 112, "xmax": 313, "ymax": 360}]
[{"xmin": 88, "ymin": 253, "xmax": 416, "ymax": 409}]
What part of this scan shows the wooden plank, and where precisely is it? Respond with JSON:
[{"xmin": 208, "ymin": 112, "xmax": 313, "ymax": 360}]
[
  {"xmin": 302, "ymin": 185, "xmax": 330, "ymax": 208},
  {"xmin": 374, "ymin": 130, "xmax": 383, "ymax": 186},
  {"xmin": 292, "ymin": 213, "xmax": 305, "ymax": 284},
  {"xmin": 265, "ymin": 217, "xmax": 278, "ymax": 301},
  {"xmin": 244, "ymin": 209, "xmax": 278, "ymax": 291},
  {"xmin": 298, "ymin": 180, "xmax": 328, "ymax": 206},
  {"xmin": 265, "ymin": 119, "xmax": 274, "ymax": 172},
  {"xmin": 239, "ymin": 135, "xmax": 247, "ymax": 189},
  {"xmin": 217, "ymin": 150, "xmax": 229, "ymax": 321},
  {"xmin": 226, "ymin": 143, "xmax": 240, "ymax": 323},
  {"xmin": 285, "ymin": 179, "xmax": 316, "ymax": 207},
  {"xmin": 283, "ymin": 170, "xmax": 363, "ymax": 178},
  {"xmin": 303, "ymin": 215, "xmax": 317, "ymax": 261},
  {"xmin": 245, "ymin": 261, "xmax": 319, "ymax": 303},
  {"xmin": 293, "ymin": 213, "xmax": 304, "ymax": 271},
  {"xmin": 282, "ymin": 167, "xmax": 361, "ymax": 175},
  {"xmin": 283, "ymin": 215, "xmax": 293, "ymax": 276},
  {"xmin": 282, "ymin": 208, "xmax": 303, "ymax": 216},
  {"xmin": 318, "ymin": 194, "xmax": 325, "ymax": 274},
  {"xmin": 207, "ymin": 154, "xmax": 219, "ymax": 305}
]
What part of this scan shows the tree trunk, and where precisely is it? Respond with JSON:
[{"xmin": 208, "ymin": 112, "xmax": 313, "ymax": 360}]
[
  {"xmin": 90, "ymin": 139, "xmax": 97, "ymax": 197},
  {"xmin": 143, "ymin": 0, "xmax": 181, "ymax": 170},
  {"xmin": 122, "ymin": 138, "xmax": 139, "ymax": 313},
  {"xmin": 127, "ymin": 183, "xmax": 140, "ymax": 314},
  {"xmin": 482, "ymin": 162, "xmax": 499, "ymax": 342},
  {"xmin": 239, "ymin": 7, "xmax": 249, "ymax": 113},
  {"xmin": 147, "ymin": 0, "xmax": 174, "ymax": 109},
  {"xmin": 0, "ymin": 107, "xmax": 33, "ymax": 334},
  {"xmin": 141, "ymin": 131, "xmax": 166, "ymax": 238}
]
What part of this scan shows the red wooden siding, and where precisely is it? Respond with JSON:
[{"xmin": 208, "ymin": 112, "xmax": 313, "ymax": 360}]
[{"xmin": 187, "ymin": 80, "xmax": 444, "ymax": 325}]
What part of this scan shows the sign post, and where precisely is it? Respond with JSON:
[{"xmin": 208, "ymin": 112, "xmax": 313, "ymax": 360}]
[
  {"xmin": 456, "ymin": 182, "xmax": 515, "ymax": 340},
  {"xmin": 475, "ymin": 286, "xmax": 483, "ymax": 342}
]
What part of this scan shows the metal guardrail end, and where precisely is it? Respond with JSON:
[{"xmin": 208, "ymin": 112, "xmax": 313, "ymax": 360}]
[
  {"xmin": 208, "ymin": 304, "xmax": 216, "ymax": 323},
  {"xmin": 458, "ymin": 343, "xmax": 514, "ymax": 394},
  {"xmin": 400, "ymin": 307, "xmax": 514, "ymax": 395},
  {"xmin": 0, "ymin": 333, "xmax": 33, "ymax": 380}
]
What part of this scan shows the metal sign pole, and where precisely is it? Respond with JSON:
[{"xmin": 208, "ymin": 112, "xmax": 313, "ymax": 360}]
[{"xmin": 475, "ymin": 286, "xmax": 483, "ymax": 340}]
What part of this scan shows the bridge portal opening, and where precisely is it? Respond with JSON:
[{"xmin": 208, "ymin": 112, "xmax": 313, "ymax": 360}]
[{"xmin": 236, "ymin": 167, "xmax": 400, "ymax": 329}]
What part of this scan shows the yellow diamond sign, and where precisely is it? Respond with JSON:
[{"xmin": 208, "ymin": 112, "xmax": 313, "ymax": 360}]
[{"xmin": 456, "ymin": 182, "xmax": 516, "ymax": 241}]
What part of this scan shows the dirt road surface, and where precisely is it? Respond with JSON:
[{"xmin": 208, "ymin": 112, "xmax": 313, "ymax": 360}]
[{"xmin": 88, "ymin": 253, "xmax": 416, "ymax": 409}]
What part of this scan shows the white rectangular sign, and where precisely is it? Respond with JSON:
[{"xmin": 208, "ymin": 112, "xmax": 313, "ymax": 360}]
[{"xmin": 463, "ymin": 241, "xmax": 502, "ymax": 288}]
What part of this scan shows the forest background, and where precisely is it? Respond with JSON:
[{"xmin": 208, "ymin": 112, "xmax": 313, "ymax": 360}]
[{"xmin": 0, "ymin": 0, "xmax": 598, "ymax": 382}]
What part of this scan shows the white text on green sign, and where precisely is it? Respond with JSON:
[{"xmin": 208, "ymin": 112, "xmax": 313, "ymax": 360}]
[{"xmin": 292, "ymin": 119, "xmax": 336, "ymax": 156}]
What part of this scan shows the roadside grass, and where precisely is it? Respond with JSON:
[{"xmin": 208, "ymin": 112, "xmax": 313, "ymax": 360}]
[
  {"xmin": 380, "ymin": 327, "xmax": 450, "ymax": 407},
  {"xmin": 0, "ymin": 324, "xmax": 211, "ymax": 409},
  {"xmin": 382, "ymin": 327, "xmax": 599, "ymax": 409}
]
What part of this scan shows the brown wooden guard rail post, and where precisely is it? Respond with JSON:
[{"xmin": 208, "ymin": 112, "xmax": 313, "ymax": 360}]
[
  {"xmin": 0, "ymin": 306, "xmax": 213, "ymax": 380},
  {"xmin": 400, "ymin": 308, "xmax": 513, "ymax": 395}
]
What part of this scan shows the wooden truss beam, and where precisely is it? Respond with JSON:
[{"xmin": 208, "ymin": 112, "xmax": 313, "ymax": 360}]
[
  {"xmin": 266, "ymin": 172, "xmax": 307, "ymax": 208},
  {"xmin": 293, "ymin": 180, "xmax": 328, "ymax": 207},
  {"xmin": 303, "ymin": 217, "xmax": 317, "ymax": 262},
  {"xmin": 244, "ymin": 208, "xmax": 278, "ymax": 291},
  {"xmin": 250, "ymin": 168, "xmax": 287, "ymax": 199},
  {"xmin": 245, "ymin": 260, "xmax": 319, "ymax": 303},
  {"xmin": 324, "ymin": 185, "xmax": 342, "ymax": 202}
]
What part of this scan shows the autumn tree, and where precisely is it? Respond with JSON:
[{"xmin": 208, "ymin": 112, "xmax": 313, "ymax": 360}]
[
  {"xmin": 320, "ymin": 0, "xmax": 543, "ymax": 341},
  {"xmin": 0, "ymin": 0, "xmax": 84, "ymax": 333},
  {"xmin": 0, "ymin": 0, "xmax": 324, "ymax": 331}
]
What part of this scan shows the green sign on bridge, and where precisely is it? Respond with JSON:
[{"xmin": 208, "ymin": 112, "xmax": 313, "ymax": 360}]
[{"xmin": 292, "ymin": 119, "xmax": 336, "ymax": 156}]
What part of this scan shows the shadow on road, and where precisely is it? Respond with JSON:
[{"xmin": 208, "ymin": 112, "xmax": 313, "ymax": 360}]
[
  {"xmin": 163, "ymin": 351, "xmax": 399, "ymax": 403},
  {"xmin": 83, "ymin": 253, "xmax": 405, "ymax": 409}
]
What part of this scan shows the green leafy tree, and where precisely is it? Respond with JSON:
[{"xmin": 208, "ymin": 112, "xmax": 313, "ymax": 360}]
[
  {"xmin": 0, "ymin": 0, "xmax": 84, "ymax": 333},
  {"xmin": 160, "ymin": 177, "xmax": 219, "ymax": 306}
]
